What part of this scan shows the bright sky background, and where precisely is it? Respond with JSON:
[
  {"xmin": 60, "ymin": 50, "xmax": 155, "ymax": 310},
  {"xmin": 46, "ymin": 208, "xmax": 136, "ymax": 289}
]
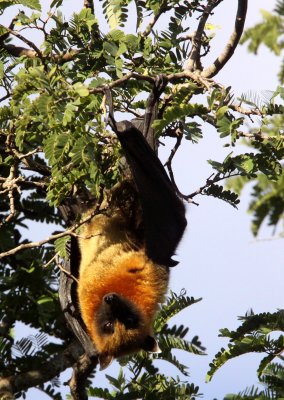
[{"xmin": 1, "ymin": 1, "xmax": 283, "ymax": 399}]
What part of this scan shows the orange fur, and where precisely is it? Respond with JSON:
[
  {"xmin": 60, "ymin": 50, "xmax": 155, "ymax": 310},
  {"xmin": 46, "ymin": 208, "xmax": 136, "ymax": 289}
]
[{"xmin": 77, "ymin": 212, "xmax": 169, "ymax": 358}]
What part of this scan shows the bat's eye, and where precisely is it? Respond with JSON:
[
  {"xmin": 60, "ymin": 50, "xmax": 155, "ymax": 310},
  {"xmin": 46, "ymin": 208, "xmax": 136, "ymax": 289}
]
[{"xmin": 103, "ymin": 321, "xmax": 114, "ymax": 334}]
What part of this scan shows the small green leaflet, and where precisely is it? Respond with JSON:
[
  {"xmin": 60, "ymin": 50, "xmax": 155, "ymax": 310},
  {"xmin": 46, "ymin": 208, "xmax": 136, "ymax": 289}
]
[{"xmin": 0, "ymin": 0, "xmax": 41, "ymax": 11}]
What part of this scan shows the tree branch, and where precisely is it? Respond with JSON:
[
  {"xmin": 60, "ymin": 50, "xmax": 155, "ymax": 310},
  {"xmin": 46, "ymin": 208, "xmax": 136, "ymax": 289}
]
[
  {"xmin": 1, "ymin": 42, "xmax": 81, "ymax": 65},
  {"xmin": 0, "ymin": 208, "xmax": 99, "ymax": 259},
  {"xmin": 0, "ymin": 25, "xmax": 44, "ymax": 62},
  {"xmin": 0, "ymin": 165, "xmax": 19, "ymax": 226},
  {"xmin": 229, "ymin": 104, "xmax": 262, "ymax": 116},
  {"xmin": 68, "ymin": 353, "xmax": 96, "ymax": 400},
  {"xmin": 5, "ymin": 136, "xmax": 50, "ymax": 176},
  {"xmin": 141, "ymin": 3, "xmax": 171, "ymax": 37},
  {"xmin": 164, "ymin": 131, "xmax": 186, "ymax": 199},
  {"xmin": 186, "ymin": 171, "xmax": 240, "ymax": 201},
  {"xmin": 142, "ymin": 9, "xmax": 164, "ymax": 37},
  {"xmin": 0, "ymin": 341, "xmax": 86, "ymax": 397},
  {"xmin": 186, "ymin": 0, "xmax": 222, "ymax": 71},
  {"xmin": 1, "ymin": 43, "xmax": 37, "ymax": 58},
  {"xmin": 236, "ymin": 130, "xmax": 281, "ymax": 141},
  {"xmin": 0, "ymin": 17, "xmax": 80, "ymax": 64},
  {"xmin": 202, "ymin": 0, "xmax": 248, "ymax": 78}
]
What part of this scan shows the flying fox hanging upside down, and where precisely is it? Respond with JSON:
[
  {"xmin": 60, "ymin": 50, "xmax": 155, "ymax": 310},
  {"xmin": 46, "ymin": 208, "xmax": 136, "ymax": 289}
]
[{"xmin": 72, "ymin": 124, "xmax": 187, "ymax": 370}]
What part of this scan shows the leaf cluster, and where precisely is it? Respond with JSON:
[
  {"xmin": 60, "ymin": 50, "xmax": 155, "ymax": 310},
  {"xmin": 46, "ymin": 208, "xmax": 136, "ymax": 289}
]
[
  {"xmin": 241, "ymin": 1, "xmax": 284, "ymax": 84},
  {"xmin": 207, "ymin": 310, "xmax": 284, "ymax": 399}
]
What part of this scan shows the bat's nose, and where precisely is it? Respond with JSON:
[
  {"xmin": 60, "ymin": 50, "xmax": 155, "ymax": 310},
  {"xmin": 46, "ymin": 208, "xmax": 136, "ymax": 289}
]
[{"xmin": 103, "ymin": 293, "xmax": 118, "ymax": 304}]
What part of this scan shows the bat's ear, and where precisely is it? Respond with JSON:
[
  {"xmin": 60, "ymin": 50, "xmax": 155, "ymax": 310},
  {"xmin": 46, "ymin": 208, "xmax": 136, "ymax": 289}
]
[
  {"xmin": 99, "ymin": 353, "xmax": 114, "ymax": 370},
  {"xmin": 142, "ymin": 336, "xmax": 162, "ymax": 353}
]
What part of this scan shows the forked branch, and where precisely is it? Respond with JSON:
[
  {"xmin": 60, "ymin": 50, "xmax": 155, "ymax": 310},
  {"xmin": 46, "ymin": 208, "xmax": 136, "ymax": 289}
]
[{"xmin": 186, "ymin": 0, "xmax": 223, "ymax": 71}]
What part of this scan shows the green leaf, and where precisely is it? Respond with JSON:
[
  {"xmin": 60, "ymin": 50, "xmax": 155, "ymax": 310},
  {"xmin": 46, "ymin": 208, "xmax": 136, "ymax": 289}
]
[
  {"xmin": 0, "ymin": 0, "xmax": 41, "ymax": 11},
  {"xmin": 216, "ymin": 105, "xmax": 229, "ymax": 119},
  {"xmin": 54, "ymin": 236, "xmax": 69, "ymax": 258},
  {"xmin": 63, "ymin": 102, "xmax": 77, "ymax": 126},
  {"xmin": 241, "ymin": 9, "xmax": 283, "ymax": 55},
  {"xmin": 108, "ymin": 28, "xmax": 125, "ymax": 41},
  {"xmin": 73, "ymin": 82, "xmax": 89, "ymax": 97},
  {"xmin": 203, "ymin": 183, "xmax": 240, "ymax": 208},
  {"xmin": 50, "ymin": 0, "xmax": 63, "ymax": 7}
]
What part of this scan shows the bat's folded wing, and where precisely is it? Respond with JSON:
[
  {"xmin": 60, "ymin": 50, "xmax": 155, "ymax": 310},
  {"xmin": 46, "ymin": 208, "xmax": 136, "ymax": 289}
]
[{"xmin": 116, "ymin": 126, "xmax": 187, "ymax": 267}]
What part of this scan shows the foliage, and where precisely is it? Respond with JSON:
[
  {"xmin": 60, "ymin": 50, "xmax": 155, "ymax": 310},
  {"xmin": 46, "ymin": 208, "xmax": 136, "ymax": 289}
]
[
  {"xmin": 234, "ymin": 1, "xmax": 284, "ymax": 236},
  {"xmin": 241, "ymin": 1, "xmax": 284, "ymax": 83},
  {"xmin": 207, "ymin": 310, "xmax": 284, "ymax": 400},
  {"xmin": 0, "ymin": 0, "xmax": 283, "ymax": 398}
]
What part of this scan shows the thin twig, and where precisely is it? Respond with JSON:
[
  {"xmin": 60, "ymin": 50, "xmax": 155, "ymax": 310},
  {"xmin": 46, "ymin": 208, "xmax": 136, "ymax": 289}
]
[
  {"xmin": 0, "ymin": 209, "xmax": 98, "ymax": 259},
  {"xmin": 2, "ymin": 42, "xmax": 81, "ymax": 64},
  {"xmin": 7, "ymin": 138, "xmax": 50, "ymax": 176},
  {"xmin": 186, "ymin": 171, "xmax": 240, "ymax": 200},
  {"xmin": 236, "ymin": 130, "xmax": 281, "ymax": 141},
  {"xmin": 57, "ymin": 264, "xmax": 79, "ymax": 284},
  {"xmin": 0, "ymin": 176, "xmax": 47, "ymax": 190},
  {"xmin": 55, "ymin": 255, "xmax": 79, "ymax": 284},
  {"xmin": 0, "ymin": 92, "xmax": 11, "ymax": 103},
  {"xmin": 163, "ymin": 132, "xmax": 199, "ymax": 203}
]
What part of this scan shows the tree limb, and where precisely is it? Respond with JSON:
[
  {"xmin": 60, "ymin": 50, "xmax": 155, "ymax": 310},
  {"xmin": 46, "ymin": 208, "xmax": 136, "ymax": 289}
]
[
  {"xmin": 0, "ymin": 341, "xmax": 86, "ymax": 397},
  {"xmin": 0, "ymin": 43, "xmax": 37, "ymax": 59},
  {"xmin": 229, "ymin": 104, "xmax": 262, "ymax": 116},
  {"xmin": 1, "ymin": 42, "xmax": 81, "ymax": 65},
  {"xmin": 68, "ymin": 353, "xmax": 96, "ymax": 400},
  {"xmin": 90, "ymin": 70, "xmax": 214, "ymax": 97},
  {"xmin": 142, "ymin": 8, "xmax": 165, "ymax": 38},
  {"xmin": 0, "ymin": 165, "xmax": 20, "ymax": 226},
  {"xmin": 186, "ymin": 0, "xmax": 222, "ymax": 72},
  {"xmin": 0, "ymin": 25, "xmax": 44, "ymax": 62},
  {"xmin": 5, "ymin": 135, "xmax": 50, "ymax": 176},
  {"xmin": 202, "ymin": 0, "xmax": 248, "ymax": 78}
]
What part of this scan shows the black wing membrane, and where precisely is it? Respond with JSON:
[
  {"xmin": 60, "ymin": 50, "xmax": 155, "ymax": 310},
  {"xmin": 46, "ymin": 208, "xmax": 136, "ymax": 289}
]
[
  {"xmin": 116, "ymin": 125, "xmax": 187, "ymax": 267},
  {"xmin": 59, "ymin": 236, "xmax": 98, "ymax": 358},
  {"xmin": 58, "ymin": 203, "xmax": 98, "ymax": 358}
]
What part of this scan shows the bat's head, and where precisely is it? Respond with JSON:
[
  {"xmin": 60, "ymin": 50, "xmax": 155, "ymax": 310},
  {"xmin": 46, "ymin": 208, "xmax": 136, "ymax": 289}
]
[{"xmin": 93, "ymin": 292, "xmax": 161, "ymax": 370}]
